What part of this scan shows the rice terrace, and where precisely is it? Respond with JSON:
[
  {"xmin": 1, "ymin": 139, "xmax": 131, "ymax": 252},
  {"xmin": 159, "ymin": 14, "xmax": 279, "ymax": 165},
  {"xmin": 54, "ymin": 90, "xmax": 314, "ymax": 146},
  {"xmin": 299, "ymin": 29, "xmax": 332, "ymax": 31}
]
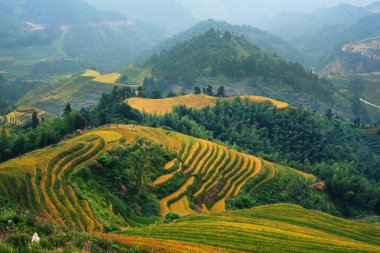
[
  {"xmin": 0, "ymin": 125, "xmax": 379, "ymax": 252},
  {"xmin": 1, "ymin": 0, "xmax": 380, "ymax": 252},
  {"xmin": 126, "ymin": 94, "xmax": 289, "ymax": 115}
]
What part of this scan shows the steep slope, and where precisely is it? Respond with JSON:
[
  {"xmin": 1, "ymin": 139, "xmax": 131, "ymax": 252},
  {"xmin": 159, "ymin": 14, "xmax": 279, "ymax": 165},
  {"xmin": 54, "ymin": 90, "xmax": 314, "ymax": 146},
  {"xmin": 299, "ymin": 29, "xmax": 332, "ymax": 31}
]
[
  {"xmin": 111, "ymin": 204, "xmax": 380, "ymax": 253},
  {"xmin": 0, "ymin": 125, "xmax": 318, "ymax": 231},
  {"xmin": 150, "ymin": 19, "xmax": 308, "ymax": 65},
  {"xmin": 0, "ymin": 0, "xmax": 164, "ymax": 77},
  {"xmin": 126, "ymin": 94, "xmax": 289, "ymax": 115},
  {"xmin": 140, "ymin": 29, "xmax": 353, "ymax": 119}
]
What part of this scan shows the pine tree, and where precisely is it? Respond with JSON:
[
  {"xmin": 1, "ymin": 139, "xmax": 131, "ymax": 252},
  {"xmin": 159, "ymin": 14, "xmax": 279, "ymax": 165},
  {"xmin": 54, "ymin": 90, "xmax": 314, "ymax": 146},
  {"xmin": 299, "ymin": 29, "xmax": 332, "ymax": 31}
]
[
  {"xmin": 194, "ymin": 87, "xmax": 201, "ymax": 95},
  {"xmin": 63, "ymin": 103, "xmax": 72, "ymax": 117},
  {"xmin": 325, "ymin": 108, "xmax": 333, "ymax": 120},
  {"xmin": 205, "ymin": 85, "xmax": 213, "ymax": 96},
  {"xmin": 32, "ymin": 112, "xmax": 39, "ymax": 128},
  {"xmin": 216, "ymin": 86, "xmax": 226, "ymax": 97}
]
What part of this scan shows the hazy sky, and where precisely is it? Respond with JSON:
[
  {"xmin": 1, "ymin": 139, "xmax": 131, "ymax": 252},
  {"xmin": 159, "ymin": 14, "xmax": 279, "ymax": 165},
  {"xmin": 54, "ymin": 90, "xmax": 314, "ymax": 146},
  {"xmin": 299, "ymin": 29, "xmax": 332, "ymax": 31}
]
[{"xmin": 178, "ymin": 0, "xmax": 376, "ymax": 25}]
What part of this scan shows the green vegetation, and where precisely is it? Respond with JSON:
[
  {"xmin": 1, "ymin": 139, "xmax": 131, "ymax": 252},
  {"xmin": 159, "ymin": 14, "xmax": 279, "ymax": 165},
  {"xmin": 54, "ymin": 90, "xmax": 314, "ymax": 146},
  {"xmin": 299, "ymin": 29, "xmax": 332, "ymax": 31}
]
[
  {"xmin": 144, "ymin": 98, "xmax": 380, "ymax": 216},
  {"xmin": 330, "ymin": 73, "xmax": 380, "ymax": 123},
  {"xmin": 0, "ymin": 200, "xmax": 150, "ymax": 252},
  {"xmin": 144, "ymin": 29, "xmax": 354, "ymax": 119},
  {"xmin": 0, "ymin": 0, "xmax": 165, "ymax": 78},
  {"xmin": 117, "ymin": 204, "xmax": 380, "ymax": 253},
  {"xmin": 361, "ymin": 126, "xmax": 380, "ymax": 156},
  {"xmin": 73, "ymin": 140, "xmax": 176, "ymax": 220},
  {"xmin": 227, "ymin": 162, "xmax": 335, "ymax": 214}
]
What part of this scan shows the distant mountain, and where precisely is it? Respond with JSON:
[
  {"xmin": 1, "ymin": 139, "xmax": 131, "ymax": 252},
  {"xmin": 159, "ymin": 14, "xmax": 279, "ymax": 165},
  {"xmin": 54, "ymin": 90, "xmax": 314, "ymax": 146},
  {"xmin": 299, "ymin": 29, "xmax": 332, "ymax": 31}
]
[
  {"xmin": 266, "ymin": 2, "xmax": 380, "ymax": 75},
  {"xmin": 0, "ymin": 0, "xmax": 165, "ymax": 77},
  {"xmin": 86, "ymin": 0, "xmax": 197, "ymax": 34},
  {"xmin": 366, "ymin": 1, "xmax": 380, "ymax": 13},
  {"xmin": 304, "ymin": 13, "xmax": 380, "ymax": 74},
  {"xmin": 138, "ymin": 29, "xmax": 354, "ymax": 119},
  {"xmin": 265, "ymin": 4, "xmax": 369, "ymax": 40},
  {"xmin": 150, "ymin": 19, "xmax": 309, "ymax": 65}
]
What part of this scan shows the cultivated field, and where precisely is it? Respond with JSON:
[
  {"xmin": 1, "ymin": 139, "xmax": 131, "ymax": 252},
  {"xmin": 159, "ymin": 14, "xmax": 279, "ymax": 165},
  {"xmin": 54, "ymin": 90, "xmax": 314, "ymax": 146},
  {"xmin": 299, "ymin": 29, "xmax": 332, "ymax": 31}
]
[
  {"xmin": 0, "ymin": 125, "xmax": 378, "ymax": 252},
  {"xmin": 114, "ymin": 204, "xmax": 380, "ymax": 253},
  {"xmin": 81, "ymin": 69, "xmax": 121, "ymax": 84},
  {"xmin": 1, "ymin": 106, "xmax": 47, "ymax": 126},
  {"xmin": 18, "ymin": 71, "xmax": 139, "ymax": 115},
  {"xmin": 0, "ymin": 125, "xmax": 312, "ymax": 229},
  {"xmin": 126, "ymin": 94, "xmax": 289, "ymax": 115}
]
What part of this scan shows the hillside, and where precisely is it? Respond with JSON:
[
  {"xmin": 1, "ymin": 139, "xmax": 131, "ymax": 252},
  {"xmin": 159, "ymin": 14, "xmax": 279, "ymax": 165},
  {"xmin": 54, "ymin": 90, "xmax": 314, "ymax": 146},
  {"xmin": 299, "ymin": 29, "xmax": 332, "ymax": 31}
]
[
  {"xmin": 0, "ymin": 106, "xmax": 48, "ymax": 126},
  {"xmin": 0, "ymin": 125, "xmax": 321, "ymax": 231},
  {"xmin": 126, "ymin": 94, "xmax": 289, "ymax": 115},
  {"xmin": 0, "ymin": 0, "xmax": 165, "ymax": 78},
  {"xmin": 150, "ymin": 19, "xmax": 308, "ymax": 65},
  {"xmin": 140, "ymin": 29, "xmax": 355, "ymax": 119},
  {"xmin": 361, "ymin": 126, "xmax": 380, "ymax": 156},
  {"xmin": 265, "ymin": 3, "xmax": 374, "ymax": 40},
  {"xmin": 16, "ymin": 70, "xmax": 139, "ymax": 115},
  {"xmin": 112, "ymin": 204, "xmax": 380, "ymax": 253},
  {"xmin": 329, "ymin": 72, "xmax": 380, "ymax": 122}
]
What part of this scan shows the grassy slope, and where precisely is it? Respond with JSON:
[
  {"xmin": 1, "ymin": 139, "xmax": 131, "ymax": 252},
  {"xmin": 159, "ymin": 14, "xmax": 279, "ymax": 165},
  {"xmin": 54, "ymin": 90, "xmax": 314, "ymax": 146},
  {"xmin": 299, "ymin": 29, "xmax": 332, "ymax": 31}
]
[
  {"xmin": 113, "ymin": 204, "xmax": 380, "ymax": 253},
  {"xmin": 126, "ymin": 94, "xmax": 289, "ymax": 115},
  {"xmin": 17, "ymin": 70, "xmax": 140, "ymax": 115}
]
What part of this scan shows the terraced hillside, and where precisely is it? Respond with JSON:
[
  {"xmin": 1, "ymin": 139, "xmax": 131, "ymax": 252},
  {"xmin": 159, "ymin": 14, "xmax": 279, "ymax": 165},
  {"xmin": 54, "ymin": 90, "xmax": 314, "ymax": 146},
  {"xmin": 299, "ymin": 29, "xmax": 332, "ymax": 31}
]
[
  {"xmin": 110, "ymin": 204, "xmax": 380, "ymax": 253},
  {"xmin": 361, "ymin": 126, "xmax": 380, "ymax": 156},
  {"xmin": 0, "ymin": 125, "xmax": 313, "ymax": 231},
  {"xmin": 0, "ymin": 106, "xmax": 48, "ymax": 126},
  {"xmin": 18, "ymin": 70, "xmax": 140, "ymax": 115},
  {"xmin": 126, "ymin": 94, "xmax": 289, "ymax": 115}
]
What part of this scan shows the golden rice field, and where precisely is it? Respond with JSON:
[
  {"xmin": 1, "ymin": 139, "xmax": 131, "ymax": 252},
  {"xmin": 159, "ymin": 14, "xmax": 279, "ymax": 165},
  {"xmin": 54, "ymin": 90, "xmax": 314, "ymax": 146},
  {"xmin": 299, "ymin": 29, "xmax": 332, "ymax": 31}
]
[
  {"xmin": 0, "ymin": 125, "xmax": 316, "ymax": 231},
  {"xmin": 81, "ymin": 69, "xmax": 121, "ymax": 84},
  {"xmin": 1, "ymin": 125, "xmax": 378, "ymax": 252},
  {"xmin": 116, "ymin": 204, "xmax": 380, "ymax": 253},
  {"xmin": 1, "ymin": 106, "xmax": 47, "ymax": 126},
  {"xmin": 126, "ymin": 94, "xmax": 289, "ymax": 115}
]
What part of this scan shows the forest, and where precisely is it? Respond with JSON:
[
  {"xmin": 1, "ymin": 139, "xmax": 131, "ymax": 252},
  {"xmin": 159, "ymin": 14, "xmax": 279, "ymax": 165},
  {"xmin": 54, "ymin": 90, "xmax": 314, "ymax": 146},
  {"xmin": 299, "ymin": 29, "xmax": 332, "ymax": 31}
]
[{"xmin": 1, "ymin": 86, "xmax": 379, "ymax": 217}]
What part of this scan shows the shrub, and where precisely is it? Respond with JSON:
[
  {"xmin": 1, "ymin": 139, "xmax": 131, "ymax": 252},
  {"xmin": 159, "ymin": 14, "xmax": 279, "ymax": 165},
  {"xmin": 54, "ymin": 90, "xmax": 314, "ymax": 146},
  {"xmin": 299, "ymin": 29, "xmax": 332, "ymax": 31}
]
[
  {"xmin": 0, "ymin": 244, "xmax": 16, "ymax": 253},
  {"xmin": 163, "ymin": 211, "xmax": 180, "ymax": 223},
  {"xmin": 5, "ymin": 233, "xmax": 30, "ymax": 252}
]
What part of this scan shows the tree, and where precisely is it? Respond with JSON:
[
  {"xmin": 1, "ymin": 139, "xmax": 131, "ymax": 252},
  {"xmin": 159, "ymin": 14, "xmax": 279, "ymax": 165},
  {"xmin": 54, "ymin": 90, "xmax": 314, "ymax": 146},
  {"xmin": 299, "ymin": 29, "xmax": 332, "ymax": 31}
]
[
  {"xmin": 216, "ymin": 86, "xmax": 226, "ymax": 97},
  {"xmin": 205, "ymin": 85, "xmax": 213, "ymax": 96},
  {"xmin": 63, "ymin": 103, "xmax": 72, "ymax": 117},
  {"xmin": 150, "ymin": 90, "xmax": 162, "ymax": 99},
  {"xmin": 117, "ymin": 74, "xmax": 129, "ymax": 84},
  {"xmin": 31, "ymin": 112, "xmax": 39, "ymax": 128},
  {"xmin": 224, "ymin": 31, "xmax": 232, "ymax": 41},
  {"xmin": 194, "ymin": 87, "xmax": 201, "ymax": 95},
  {"xmin": 325, "ymin": 108, "xmax": 333, "ymax": 120},
  {"xmin": 167, "ymin": 90, "xmax": 176, "ymax": 98}
]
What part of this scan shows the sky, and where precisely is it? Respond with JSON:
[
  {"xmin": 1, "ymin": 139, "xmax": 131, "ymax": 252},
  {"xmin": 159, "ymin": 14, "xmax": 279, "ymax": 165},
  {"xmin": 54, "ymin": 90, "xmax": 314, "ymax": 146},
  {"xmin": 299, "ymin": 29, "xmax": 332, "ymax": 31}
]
[{"xmin": 178, "ymin": 0, "xmax": 376, "ymax": 25}]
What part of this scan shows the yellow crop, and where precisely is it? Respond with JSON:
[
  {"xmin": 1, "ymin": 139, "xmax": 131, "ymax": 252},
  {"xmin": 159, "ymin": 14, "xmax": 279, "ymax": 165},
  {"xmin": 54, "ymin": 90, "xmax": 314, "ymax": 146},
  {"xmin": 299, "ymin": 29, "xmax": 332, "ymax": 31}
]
[
  {"xmin": 0, "ymin": 125, "xmax": 319, "ymax": 232},
  {"xmin": 126, "ymin": 94, "xmax": 289, "ymax": 115},
  {"xmin": 82, "ymin": 69, "xmax": 121, "ymax": 84},
  {"xmin": 169, "ymin": 196, "xmax": 195, "ymax": 216}
]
